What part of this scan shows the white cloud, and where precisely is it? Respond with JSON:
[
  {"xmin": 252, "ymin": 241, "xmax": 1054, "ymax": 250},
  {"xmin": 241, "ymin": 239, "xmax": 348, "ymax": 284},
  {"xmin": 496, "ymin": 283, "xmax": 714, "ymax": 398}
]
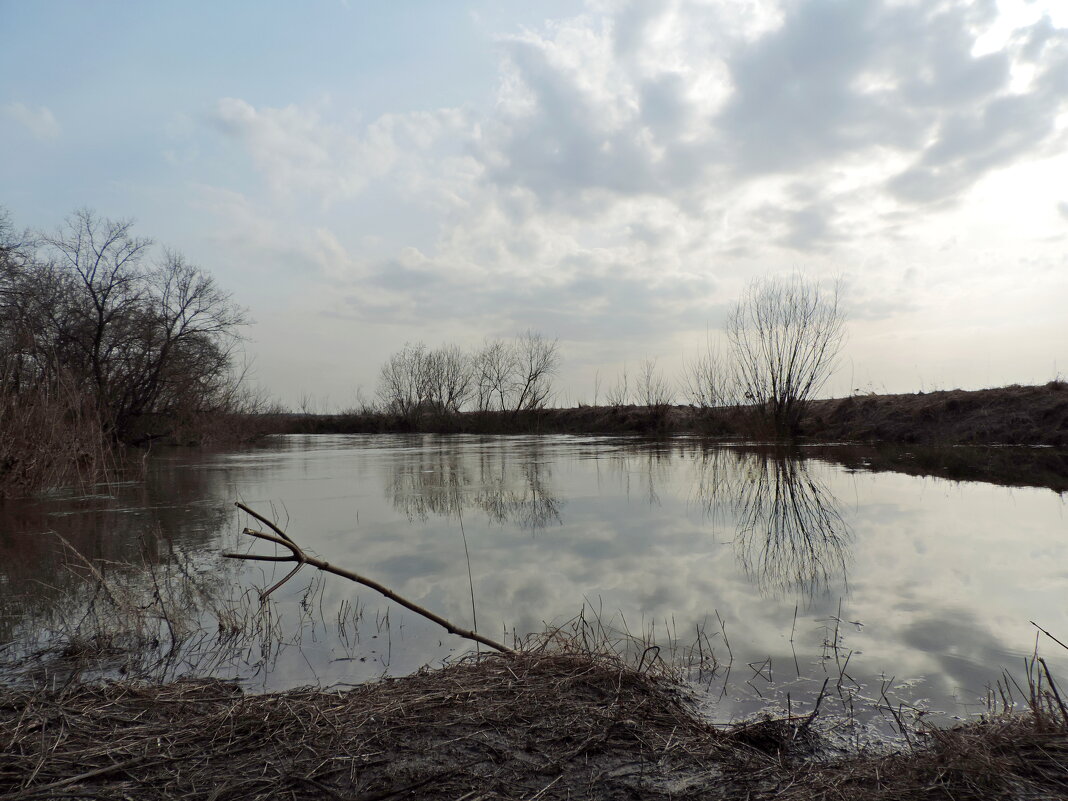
[
  {"xmin": 199, "ymin": 0, "xmax": 1068, "ymax": 399},
  {"xmin": 210, "ymin": 97, "xmax": 473, "ymax": 205},
  {"xmin": 3, "ymin": 102, "xmax": 60, "ymax": 140}
]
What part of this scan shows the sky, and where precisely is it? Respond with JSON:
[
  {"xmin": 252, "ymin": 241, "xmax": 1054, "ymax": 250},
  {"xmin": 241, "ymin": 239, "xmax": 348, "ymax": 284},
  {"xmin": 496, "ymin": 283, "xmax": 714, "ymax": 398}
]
[{"xmin": 2, "ymin": 0, "xmax": 1067, "ymax": 409}]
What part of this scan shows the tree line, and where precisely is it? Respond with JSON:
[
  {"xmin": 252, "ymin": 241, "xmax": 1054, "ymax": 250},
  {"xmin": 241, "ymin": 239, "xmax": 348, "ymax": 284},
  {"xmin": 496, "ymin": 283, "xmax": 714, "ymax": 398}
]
[
  {"xmin": 376, "ymin": 332, "xmax": 562, "ymax": 418},
  {"xmin": 373, "ymin": 274, "xmax": 845, "ymax": 438}
]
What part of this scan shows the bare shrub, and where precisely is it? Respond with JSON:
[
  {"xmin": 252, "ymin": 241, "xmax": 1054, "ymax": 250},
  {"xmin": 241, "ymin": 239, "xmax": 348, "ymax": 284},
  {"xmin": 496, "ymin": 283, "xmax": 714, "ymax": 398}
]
[
  {"xmin": 682, "ymin": 337, "xmax": 733, "ymax": 408},
  {"xmin": 637, "ymin": 358, "xmax": 674, "ymax": 412},
  {"xmin": 726, "ymin": 275, "xmax": 846, "ymax": 437},
  {"xmin": 605, "ymin": 365, "xmax": 631, "ymax": 407}
]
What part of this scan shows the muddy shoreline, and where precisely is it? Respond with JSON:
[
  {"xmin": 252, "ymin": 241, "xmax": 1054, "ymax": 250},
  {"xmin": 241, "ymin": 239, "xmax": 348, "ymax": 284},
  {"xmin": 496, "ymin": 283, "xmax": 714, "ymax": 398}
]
[
  {"xmin": 3, "ymin": 651, "xmax": 1067, "ymax": 800},
  {"xmin": 276, "ymin": 382, "xmax": 1068, "ymax": 448}
]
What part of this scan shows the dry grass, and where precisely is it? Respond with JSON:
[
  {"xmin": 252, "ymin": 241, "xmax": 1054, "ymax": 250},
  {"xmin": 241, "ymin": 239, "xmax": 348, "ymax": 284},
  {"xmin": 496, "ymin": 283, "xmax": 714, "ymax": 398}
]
[
  {"xmin": 3, "ymin": 648, "xmax": 1068, "ymax": 800},
  {"xmin": 0, "ymin": 651, "xmax": 741, "ymax": 800}
]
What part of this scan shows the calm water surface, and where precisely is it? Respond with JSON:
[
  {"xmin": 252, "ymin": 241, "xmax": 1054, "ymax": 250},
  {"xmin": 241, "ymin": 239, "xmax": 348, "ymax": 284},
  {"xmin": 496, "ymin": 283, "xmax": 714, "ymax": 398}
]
[{"xmin": 2, "ymin": 434, "xmax": 1066, "ymax": 725}]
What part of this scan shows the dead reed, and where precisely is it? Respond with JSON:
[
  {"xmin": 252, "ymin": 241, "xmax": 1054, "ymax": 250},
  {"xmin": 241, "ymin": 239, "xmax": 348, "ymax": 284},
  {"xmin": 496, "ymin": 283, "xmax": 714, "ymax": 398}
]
[{"xmin": 0, "ymin": 370, "xmax": 112, "ymax": 498}]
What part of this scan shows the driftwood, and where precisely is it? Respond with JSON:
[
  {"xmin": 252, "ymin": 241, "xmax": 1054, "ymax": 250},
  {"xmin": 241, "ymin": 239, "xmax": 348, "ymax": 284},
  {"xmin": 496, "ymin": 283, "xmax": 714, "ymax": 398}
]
[{"xmin": 223, "ymin": 502, "xmax": 514, "ymax": 654}]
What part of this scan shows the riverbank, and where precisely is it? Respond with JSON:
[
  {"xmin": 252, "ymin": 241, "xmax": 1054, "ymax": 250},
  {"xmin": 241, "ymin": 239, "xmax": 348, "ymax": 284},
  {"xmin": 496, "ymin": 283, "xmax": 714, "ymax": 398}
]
[
  {"xmin": 273, "ymin": 382, "xmax": 1068, "ymax": 447},
  {"xmin": 3, "ymin": 649, "xmax": 1067, "ymax": 800}
]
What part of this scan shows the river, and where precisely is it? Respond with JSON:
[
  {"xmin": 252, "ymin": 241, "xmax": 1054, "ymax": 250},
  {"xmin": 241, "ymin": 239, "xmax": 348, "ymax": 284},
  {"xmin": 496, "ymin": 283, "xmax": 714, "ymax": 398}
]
[{"xmin": 2, "ymin": 434, "xmax": 1066, "ymax": 730}]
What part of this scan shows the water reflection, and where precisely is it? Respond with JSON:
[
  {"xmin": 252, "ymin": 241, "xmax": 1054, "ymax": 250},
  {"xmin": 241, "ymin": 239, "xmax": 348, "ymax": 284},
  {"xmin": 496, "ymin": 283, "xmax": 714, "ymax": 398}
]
[
  {"xmin": 0, "ymin": 456, "xmax": 234, "ymax": 644},
  {"xmin": 385, "ymin": 439, "xmax": 850, "ymax": 602},
  {"xmin": 386, "ymin": 439, "xmax": 563, "ymax": 530},
  {"xmin": 3, "ymin": 435, "xmax": 1066, "ymax": 721},
  {"xmin": 725, "ymin": 450, "xmax": 850, "ymax": 599}
]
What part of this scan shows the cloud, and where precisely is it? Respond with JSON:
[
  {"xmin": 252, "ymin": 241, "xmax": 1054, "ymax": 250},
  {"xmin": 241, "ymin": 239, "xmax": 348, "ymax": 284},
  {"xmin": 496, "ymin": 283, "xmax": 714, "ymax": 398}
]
[
  {"xmin": 482, "ymin": 1, "xmax": 1067, "ymax": 219},
  {"xmin": 201, "ymin": 0, "xmax": 1068, "ymax": 366},
  {"xmin": 2, "ymin": 102, "xmax": 60, "ymax": 140},
  {"xmin": 209, "ymin": 97, "xmax": 472, "ymax": 204}
]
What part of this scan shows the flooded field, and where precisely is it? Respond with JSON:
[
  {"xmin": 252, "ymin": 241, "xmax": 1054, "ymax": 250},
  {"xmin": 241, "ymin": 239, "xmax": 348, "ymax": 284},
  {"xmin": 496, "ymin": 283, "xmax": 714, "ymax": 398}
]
[{"xmin": 2, "ymin": 434, "xmax": 1066, "ymax": 729}]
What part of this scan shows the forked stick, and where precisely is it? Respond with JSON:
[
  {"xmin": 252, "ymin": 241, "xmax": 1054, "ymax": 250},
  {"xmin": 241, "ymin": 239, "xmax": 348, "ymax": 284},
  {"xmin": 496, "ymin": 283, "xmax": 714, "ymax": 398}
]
[{"xmin": 224, "ymin": 502, "xmax": 514, "ymax": 655}]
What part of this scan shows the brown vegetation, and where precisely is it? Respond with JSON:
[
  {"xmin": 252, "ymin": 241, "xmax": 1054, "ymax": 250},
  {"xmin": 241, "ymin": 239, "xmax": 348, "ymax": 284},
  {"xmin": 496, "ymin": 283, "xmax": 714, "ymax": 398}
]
[
  {"xmin": 3, "ymin": 648, "xmax": 1068, "ymax": 800},
  {"xmin": 0, "ymin": 207, "xmax": 271, "ymax": 496},
  {"xmin": 279, "ymin": 382, "xmax": 1068, "ymax": 447},
  {"xmin": 801, "ymin": 380, "xmax": 1068, "ymax": 447}
]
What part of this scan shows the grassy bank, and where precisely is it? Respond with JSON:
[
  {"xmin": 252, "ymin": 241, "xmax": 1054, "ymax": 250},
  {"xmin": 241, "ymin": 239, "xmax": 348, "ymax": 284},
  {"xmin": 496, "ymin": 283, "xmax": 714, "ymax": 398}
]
[
  {"xmin": 3, "ymin": 648, "xmax": 1068, "ymax": 800},
  {"xmin": 273, "ymin": 381, "xmax": 1068, "ymax": 447}
]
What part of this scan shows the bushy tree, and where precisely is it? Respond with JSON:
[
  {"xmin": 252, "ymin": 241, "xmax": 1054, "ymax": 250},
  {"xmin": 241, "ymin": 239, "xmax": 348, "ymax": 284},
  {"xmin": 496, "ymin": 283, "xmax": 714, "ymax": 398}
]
[
  {"xmin": 726, "ymin": 275, "xmax": 845, "ymax": 436},
  {"xmin": 0, "ymin": 208, "xmax": 248, "ymax": 444}
]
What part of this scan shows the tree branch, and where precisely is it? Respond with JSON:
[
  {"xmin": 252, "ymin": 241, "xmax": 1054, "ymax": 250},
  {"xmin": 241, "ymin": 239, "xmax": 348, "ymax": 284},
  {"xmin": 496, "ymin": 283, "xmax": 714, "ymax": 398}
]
[{"xmin": 224, "ymin": 502, "xmax": 514, "ymax": 655}]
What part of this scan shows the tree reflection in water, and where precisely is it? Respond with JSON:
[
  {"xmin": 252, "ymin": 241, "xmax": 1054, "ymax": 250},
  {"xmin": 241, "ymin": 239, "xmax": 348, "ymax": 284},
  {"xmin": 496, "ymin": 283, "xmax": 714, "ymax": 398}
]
[
  {"xmin": 694, "ymin": 447, "xmax": 851, "ymax": 600},
  {"xmin": 385, "ymin": 439, "xmax": 563, "ymax": 531}
]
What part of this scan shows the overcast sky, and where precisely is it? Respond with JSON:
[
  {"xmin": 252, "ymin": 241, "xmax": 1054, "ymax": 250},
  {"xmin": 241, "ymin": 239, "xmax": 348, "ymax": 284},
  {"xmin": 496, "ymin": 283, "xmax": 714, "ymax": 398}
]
[{"xmin": 3, "ymin": 0, "xmax": 1066, "ymax": 407}]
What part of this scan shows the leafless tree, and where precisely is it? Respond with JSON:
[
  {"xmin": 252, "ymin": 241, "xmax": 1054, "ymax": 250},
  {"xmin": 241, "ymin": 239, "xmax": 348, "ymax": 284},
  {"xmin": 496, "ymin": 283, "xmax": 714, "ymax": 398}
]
[
  {"xmin": 470, "ymin": 333, "xmax": 560, "ymax": 413},
  {"xmin": 510, "ymin": 330, "xmax": 560, "ymax": 413},
  {"xmin": 377, "ymin": 342, "xmax": 432, "ymax": 417},
  {"xmin": 425, "ymin": 344, "xmax": 473, "ymax": 413},
  {"xmin": 726, "ymin": 275, "xmax": 845, "ymax": 436},
  {"xmin": 472, "ymin": 338, "xmax": 516, "ymax": 412},
  {"xmin": 378, "ymin": 342, "xmax": 476, "ymax": 417},
  {"xmin": 1, "ymin": 209, "xmax": 248, "ymax": 443}
]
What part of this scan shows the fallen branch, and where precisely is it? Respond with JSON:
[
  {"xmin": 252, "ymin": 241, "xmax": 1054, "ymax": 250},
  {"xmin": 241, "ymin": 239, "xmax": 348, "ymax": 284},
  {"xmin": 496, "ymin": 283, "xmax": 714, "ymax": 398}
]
[{"xmin": 223, "ymin": 502, "xmax": 514, "ymax": 655}]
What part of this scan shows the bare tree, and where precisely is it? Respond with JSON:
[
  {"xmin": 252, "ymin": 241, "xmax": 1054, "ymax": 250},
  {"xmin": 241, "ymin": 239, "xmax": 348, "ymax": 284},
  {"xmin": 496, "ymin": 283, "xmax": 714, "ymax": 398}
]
[
  {"xmin": 510, "ymin": 330, "xmax": 560, "ymax": 412},
  {"xmin": 377, "ymin": 342, "xmax": 432, "ymax": 417},
  {"xmin": 378, "ymin": 342, "xmax": 475, "ymax": 417},
  {"xmin": 726, "ymin": 275, "xmax": 845, "ymax": 436},
  {"xmin": 425, "ymin": 344, "xmax": 473, "ymax": 413},
  {"xmin": 472, "ymin": 338, "xmax": 515, "ymax": 412},
  {"xmin": 1, "ymin": 209, "xmax": 248, "ymax": 443}
]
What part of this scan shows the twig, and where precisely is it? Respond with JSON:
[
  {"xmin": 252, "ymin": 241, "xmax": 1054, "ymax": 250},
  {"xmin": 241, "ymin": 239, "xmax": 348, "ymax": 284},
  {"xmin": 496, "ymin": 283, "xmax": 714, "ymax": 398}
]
[
  {"xmin": 1031, "ymin": 621, "xmax": 1068, "ymax": 652},
  {"xmin": 224, "ymin": 503, "xmax": 514, "ymax": 655}
]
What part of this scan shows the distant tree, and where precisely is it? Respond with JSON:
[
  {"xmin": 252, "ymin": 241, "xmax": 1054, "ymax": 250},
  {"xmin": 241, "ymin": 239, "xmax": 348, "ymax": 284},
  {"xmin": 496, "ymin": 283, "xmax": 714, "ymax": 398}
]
[
  {"xmin": 473, "ymin": 338, "xmax": 516, "ymax": 412},
  {"xmin": 377, "ymin": 342, "xmax": 432, "ymax": 417},
  {"xmin": 425, "ymin": 344, "xmax": 473, "ymax": 413},
  {"xmin": 470, "ymin": 332, "xmax": 560, "ymax": 413},
  {"xmin": 510, "ymin": 330, "xmax": 560, "ymax": 413},
  {"xmin": 377, "ymin": 342, "xmax": 475, "ymax": 417},
  {"xmin": 726, "ymin": 275, "xmax": 845, "ymax": 436}
]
